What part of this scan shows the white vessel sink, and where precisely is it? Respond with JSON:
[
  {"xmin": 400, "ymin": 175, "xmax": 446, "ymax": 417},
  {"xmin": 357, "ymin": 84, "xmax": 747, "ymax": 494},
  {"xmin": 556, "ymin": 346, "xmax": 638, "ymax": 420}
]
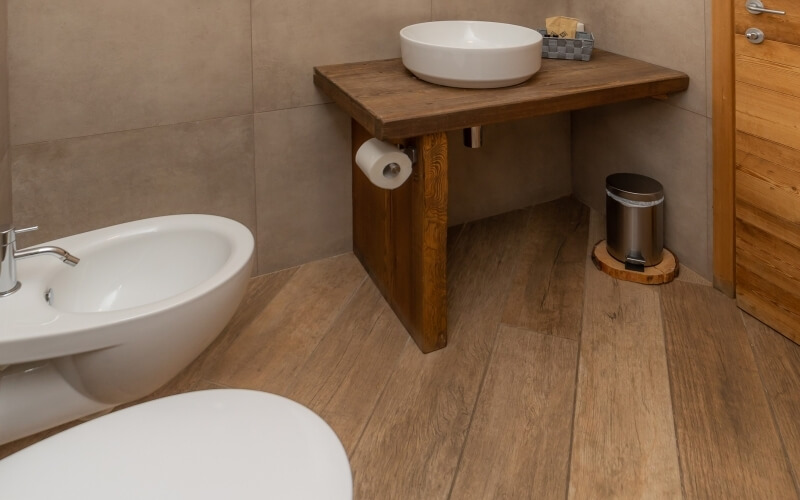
[{"xmin": 400, "ymin": 21, "xmax": 543, "ymax": 89}]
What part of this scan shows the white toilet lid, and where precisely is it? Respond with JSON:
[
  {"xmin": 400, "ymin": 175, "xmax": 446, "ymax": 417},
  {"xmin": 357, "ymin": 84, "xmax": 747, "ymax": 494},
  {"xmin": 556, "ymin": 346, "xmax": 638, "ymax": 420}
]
[{"xmin": 0, "ymin": 389, "xmax": 352, "ymax": 499}]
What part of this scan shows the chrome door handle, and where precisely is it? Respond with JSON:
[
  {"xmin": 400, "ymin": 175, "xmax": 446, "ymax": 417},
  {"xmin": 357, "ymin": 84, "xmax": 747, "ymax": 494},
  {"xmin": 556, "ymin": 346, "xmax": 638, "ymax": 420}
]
[{"xmin": 746, "ymin": 0, "xmax": 786, "ymax": 15}]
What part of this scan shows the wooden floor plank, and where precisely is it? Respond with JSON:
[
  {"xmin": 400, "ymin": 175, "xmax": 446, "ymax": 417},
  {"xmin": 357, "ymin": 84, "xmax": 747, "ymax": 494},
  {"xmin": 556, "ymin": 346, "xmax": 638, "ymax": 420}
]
[
  {"xmin": 6, "ymin": 199, "xmax": 800, "ymax": 500},
  {"xmin": 743, "ymin": 312, "xmax": 800, "ymax": 492},
  {"xmin": 125, "ymin": 267, "xmax": 299, "ymax": 404},
  {"xmin": 283, "ymin": 278, "xmax": 409, "ymax": 455},
  {"xmin": 348, "ymin": 210, "xmax": 528, "ymax": 500},
  {"xmin": 569, "ymin": 237, "xmax": 682, "ymax": 498},
  {"xmin": 502, "ymin": 197, "xmax": 589, "ymax": 340},
  {"xmin": 662, "ymin": 280, "xmax": 797, "ymax": 499},
  {"xmin": 201, "ymin": 253, "xmax": 367, "ymax": 393},
  {"xmin": 449, "ymin": 326, "xmax": 579, "ymax": 499}
]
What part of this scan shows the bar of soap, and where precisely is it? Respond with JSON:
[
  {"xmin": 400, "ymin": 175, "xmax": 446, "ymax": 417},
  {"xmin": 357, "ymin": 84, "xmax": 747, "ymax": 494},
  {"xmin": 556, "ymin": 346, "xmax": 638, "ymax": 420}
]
[{"xmin": 546, "ymin": 16, "xmax": 580, "ymax": 38}]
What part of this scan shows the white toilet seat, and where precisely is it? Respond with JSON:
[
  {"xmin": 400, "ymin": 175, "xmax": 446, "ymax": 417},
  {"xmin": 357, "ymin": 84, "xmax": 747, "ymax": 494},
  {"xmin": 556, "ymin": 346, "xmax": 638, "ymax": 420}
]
[{"xmin": 0, "ymin": 389, "xmax": 352, "ymax": 499}]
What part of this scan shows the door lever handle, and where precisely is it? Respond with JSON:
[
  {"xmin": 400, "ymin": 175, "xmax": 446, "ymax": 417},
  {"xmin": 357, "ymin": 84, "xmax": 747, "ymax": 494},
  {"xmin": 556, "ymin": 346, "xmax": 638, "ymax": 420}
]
[{"xmin": 746, "ymin": 0, "xmax": 786, "ymax": 15}]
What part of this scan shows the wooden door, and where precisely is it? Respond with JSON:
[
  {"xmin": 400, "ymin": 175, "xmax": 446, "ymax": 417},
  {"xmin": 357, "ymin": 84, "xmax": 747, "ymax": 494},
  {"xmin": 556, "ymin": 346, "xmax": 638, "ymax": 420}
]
[{"xmin": 734, "ymin": 0, "xmax": 800, "ymax": 343}]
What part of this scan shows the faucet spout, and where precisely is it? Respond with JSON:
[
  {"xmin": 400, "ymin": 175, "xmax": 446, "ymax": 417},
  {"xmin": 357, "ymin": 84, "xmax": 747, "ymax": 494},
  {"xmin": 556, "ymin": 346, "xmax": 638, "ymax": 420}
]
[
  {"xmin": 1, "ymin": 225, "xmax": 80, "ymax": 296},
  {"xmin": 14, "ymin": 246, "xmax": 80, "ymax": 266}
]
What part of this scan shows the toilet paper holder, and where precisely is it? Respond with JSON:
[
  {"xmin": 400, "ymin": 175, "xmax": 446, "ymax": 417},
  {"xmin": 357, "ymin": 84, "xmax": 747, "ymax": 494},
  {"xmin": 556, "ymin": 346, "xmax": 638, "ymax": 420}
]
[
  {"xmin": 356, "ymin": 139, "xmax": 418, "ymax": 190},
  {"xmin": 381, "ymin": 145, "xmax": 417, "ymax": 179},
  {"xmin": 399, "ymin": 144, "xmax": 418, "ymax": 165}
]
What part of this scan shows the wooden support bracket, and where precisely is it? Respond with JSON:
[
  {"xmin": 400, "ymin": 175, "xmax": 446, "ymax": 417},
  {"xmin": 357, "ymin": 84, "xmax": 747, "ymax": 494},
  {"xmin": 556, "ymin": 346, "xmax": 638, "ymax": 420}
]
[{"xmin": 351, "ymin": 120, "xmax": 448, "ymax": 353}]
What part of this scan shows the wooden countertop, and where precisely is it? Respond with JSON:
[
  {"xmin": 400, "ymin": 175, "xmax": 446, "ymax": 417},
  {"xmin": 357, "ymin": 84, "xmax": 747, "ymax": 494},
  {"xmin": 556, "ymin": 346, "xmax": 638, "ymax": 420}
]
[{"xmin": 314, "ymin": 50, "xmax": 689, "ymax": 140}]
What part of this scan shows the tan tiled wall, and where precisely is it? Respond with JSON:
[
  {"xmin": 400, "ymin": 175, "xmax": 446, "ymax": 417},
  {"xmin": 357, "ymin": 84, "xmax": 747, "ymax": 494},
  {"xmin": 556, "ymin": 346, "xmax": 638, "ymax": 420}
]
[
  {"xmin": 566, "ymin": 0, "xmax": 713, "ymax": 278},
  {"xmin": 5, "ymin": 0, "xmax": 573, "ymax": 275},
  {"xmin": 3, "ymin": 0, "xmax": 715, "ymax": 278}
]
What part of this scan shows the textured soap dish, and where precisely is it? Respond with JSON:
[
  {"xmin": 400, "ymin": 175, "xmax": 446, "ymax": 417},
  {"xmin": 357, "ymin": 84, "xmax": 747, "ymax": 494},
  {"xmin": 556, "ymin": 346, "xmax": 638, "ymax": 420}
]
[{"xmin": 537, "ymin": 30, "xmax": 594, "ymax": 61}]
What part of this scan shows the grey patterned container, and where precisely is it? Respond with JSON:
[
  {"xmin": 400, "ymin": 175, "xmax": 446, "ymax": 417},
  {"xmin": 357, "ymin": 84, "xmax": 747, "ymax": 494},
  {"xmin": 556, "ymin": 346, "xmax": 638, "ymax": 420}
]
[{"xmin": 537, "ymin": 30, "xmax": 594, "ymax": 61}]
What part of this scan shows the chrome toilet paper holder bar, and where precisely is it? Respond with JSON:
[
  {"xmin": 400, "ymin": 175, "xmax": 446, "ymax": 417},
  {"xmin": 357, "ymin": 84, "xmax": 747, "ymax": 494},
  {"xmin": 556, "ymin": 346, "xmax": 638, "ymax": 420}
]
[
  {"xmin": 399, "ymin": 145, "xmax": 418, "ymax": 165},
  {"xmin": 383, "ymin": 145, "xmax": 417, "ymax": 179}
]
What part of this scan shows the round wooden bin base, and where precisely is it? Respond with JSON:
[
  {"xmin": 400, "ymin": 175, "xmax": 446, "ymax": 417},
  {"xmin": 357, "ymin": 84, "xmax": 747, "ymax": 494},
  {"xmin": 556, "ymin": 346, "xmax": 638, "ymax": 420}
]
[{"xmin": 591, "ymin": 240, "xmax": 679, "ymax": 285}]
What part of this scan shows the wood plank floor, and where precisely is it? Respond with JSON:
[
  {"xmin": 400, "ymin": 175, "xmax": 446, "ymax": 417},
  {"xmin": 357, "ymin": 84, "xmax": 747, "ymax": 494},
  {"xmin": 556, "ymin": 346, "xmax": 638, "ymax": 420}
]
[{"xmin": 2, "ymin": 197, "xmax": 800, "ymax": 499}]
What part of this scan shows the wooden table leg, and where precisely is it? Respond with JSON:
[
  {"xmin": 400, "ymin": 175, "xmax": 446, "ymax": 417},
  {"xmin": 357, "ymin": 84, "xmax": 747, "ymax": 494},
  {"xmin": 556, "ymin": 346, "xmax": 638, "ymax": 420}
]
[{"xmin": 351, "ymin": 120, "xmax": 448, "ymax": 353}]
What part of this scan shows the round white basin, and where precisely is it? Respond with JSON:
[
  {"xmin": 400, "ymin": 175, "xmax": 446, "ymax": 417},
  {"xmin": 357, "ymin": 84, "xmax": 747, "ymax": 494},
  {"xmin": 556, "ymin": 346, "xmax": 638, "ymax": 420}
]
[{"xmin": 400, "ymin": 21, "xmax": 543, "ymax": 89}]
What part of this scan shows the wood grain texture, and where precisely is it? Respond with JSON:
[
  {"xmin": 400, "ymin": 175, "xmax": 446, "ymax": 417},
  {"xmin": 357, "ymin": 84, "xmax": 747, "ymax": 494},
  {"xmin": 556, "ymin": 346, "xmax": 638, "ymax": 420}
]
[
  {"xmin": 738, "ymin": 130, "xmax": 800, "ymax": 175},
  {"xmin": 662, "ymin": 280, "xmax": 798, "ymax": 499},
  {"xmin": 502, "ymin": 198, "xmax": 588, "ymax": 340},
  {"xmin": 592, "ymin": 241, "xmax": 678, "ymax": 285},
  {"xmin": 735, "ymin": 36, "xmax": 800, "ymax": 97},
  {"xmin": 314, "ymin": 50, "xmax": 689, "ymax": 140},
  {"xmin": 449, "ymin": 326, "xmax": 579, "ymax": 500},
  {"xmin": 569, "ymin": 238, "xmax": 682, "ymax": 499},
  {"xmin": 736, "ymin": 221, "xmax": 800, "ymax": 344},
  {"xmin": 351, "ymin": 120, "xmax": 448, "ymax": 353},
  {"xmin": 734, "ymin": 124, "xmax": 800, "ymax": 345},
  {"xmin": 284, "ymin": 278, "xmax": 409, "ymax": 455},
  {"xmin": 735, "ymin": 0, "xmax": 800, "ymax": 46},
  {"xmin": 734, "ymin": 11, "xmax": 800, "ymax": 347},
  {"xmin": 349, "ymin": 210, "xmax": 528, "ymax": 500},
  {"xmin": 712, "ymin": 0, "xmax": 736, "ymax": 296},
  {"xmin": 736, "ymin": 149, "xmax": 800, "ymax": 226},
  {"xmin": 200, "ymin": 254, "xmax": 367, "ymax": 393},
  {"xmin": 736, "ymin": 82, "xmax": 800, "ymax": 151},
  {"xmin": 744, "ymin": 312, "xmax": 800, "ymax": 485}
]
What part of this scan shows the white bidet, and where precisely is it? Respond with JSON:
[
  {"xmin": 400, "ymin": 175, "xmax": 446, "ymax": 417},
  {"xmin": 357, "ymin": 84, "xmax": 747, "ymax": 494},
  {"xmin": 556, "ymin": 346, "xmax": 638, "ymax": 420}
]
[{"xmin": 0, "ymin": 215, "xmax": 254, "ymax": 445}]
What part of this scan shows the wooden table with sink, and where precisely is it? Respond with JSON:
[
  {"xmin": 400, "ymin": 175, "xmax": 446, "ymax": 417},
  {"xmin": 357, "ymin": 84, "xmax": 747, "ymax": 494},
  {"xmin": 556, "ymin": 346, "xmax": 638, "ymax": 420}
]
[{"xmin": 314, "ymin": 50, "xmax": 689, "ymax": 353}]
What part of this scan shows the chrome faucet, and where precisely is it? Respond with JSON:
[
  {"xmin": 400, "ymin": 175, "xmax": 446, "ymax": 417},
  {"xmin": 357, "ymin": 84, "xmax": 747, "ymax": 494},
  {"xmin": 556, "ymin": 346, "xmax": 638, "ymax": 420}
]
[{"xmin": 0, "ymin": 225, "xmax": 80, "ymax": 297}]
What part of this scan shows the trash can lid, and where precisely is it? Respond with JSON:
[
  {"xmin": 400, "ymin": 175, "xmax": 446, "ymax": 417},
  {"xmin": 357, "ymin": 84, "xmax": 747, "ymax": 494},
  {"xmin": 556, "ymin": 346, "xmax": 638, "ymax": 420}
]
[{"xmin": 606, "ymin": 173, "xmax": 664, "ymax": 202}]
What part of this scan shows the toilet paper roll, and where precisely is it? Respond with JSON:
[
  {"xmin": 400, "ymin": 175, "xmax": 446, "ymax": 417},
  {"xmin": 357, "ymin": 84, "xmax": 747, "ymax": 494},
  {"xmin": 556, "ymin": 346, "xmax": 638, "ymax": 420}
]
[{"xmin": 355, "ymin": 138, "xmax": 413, "ymax": 190}]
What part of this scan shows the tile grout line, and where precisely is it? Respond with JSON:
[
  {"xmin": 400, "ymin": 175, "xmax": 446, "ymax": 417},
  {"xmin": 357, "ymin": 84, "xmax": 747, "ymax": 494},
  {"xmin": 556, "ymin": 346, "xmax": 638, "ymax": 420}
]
[
  {"xmin": 248, "ymin": 0, "xmax": 259, "ymax": 273},
  {"xmin": 740, "ymin": 310, "xmax": 800, "ymax": 496},
  {"xmin": 249, "ymin": 0, "xmax": 255, "ymax": 114},
  {"xmin": 11, "ymin": 111, "xmax": 258, "ymax": 149},
  {"xmin": 444, "ymin": 323, "xmax": 502, "ymax": 500},
  {"xmin": 659, "ymin": 282, "xmax": 689, "ymax": 500}
]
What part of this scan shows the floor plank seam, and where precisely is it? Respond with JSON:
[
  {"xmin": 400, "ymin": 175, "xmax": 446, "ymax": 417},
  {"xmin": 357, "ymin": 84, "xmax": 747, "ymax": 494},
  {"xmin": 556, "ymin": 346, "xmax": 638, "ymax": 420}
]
[
  {"xmin": 540, "ymin": 215, "xmax": 581, "ymax": 309},
  {"xmin": 659, "ymin": 283, "xmax": 690, "ymax": 500},
  {"xmin": 564, "ymin": 255, "xmax": 591, "ymax": 500},
  {"xmin": 496, "ymin": 322, "xmax": 580, "ymax": 343},
  {"xmin": 347, "ymin": 328, "xmax": 412, "ymax": 459},
  {"xmin": 444, "ymin": 323, "xmax": 503, "ymax": 500},
  {"xmin": 195, "ymin": 379, "xmax": 231, "ymax": 390},
  {"xmin": 741, "ymin": 310, "xmax": 800, "ymax": 496},
  {"xmin": 316, "ymin": 296, "xmax": 389, "ymax": 412},
  {"xmin": 282, "ymin": 276, "xmax": 375, "ymax": 403}
]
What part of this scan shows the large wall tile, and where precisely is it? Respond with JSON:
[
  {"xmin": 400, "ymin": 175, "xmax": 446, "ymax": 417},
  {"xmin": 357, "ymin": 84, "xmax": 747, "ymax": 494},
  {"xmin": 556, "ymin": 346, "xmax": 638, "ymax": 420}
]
[
  {"xmin": 254, "ymin": 105, "xmax": 351, "ymax": 274},
  {"xmin": 566, "ymin": 0, "xmax": 707, "ymax": 116},
  {"xmin": 12, "ymin": 115, "xmax": 256, "ymax": 246},
  {"xmin": 571, "ymin": 100, "xmax": 711, "ymax": 277},
  {"xmin": 449, "ymin": 114, "xmax": 572, "ymax": 225},
  {"xmin": 251, "ymin": 0, "xmax": 430, "ymax": 112},
  {"xmin": 8, "ymin": 0, "xmax": 253, "ymax": 145}
]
